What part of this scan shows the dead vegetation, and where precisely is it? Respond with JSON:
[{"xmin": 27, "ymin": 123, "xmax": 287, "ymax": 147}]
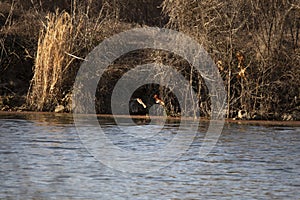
[
  {"xmin": 162, "ymin": 0, "xmax": 300, "ymax": 120},
  {"xmin": 26, "ymin": 1, "xmax": 134, "ymax": 112},
  {"xmin": 26, "ymin": 11, "xmax": 74, "ymax": 111},
  {"xmin": 0, "ymin": 0, "xmax": 299, "ymax": 120}
]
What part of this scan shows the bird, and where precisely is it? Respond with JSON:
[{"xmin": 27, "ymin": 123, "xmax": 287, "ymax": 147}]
[
  {"xmin": 153, "ymin": 94, "xmax": 165, "ymax": 106},
  {"xmin": 129, "ymin": 95, "xmax": 165, "ymax": 115},
  {"xmin": 136, "ymin": 98, "xmax": 147, "ymax": 108},
  {"xmin": 129, "ymin": 98, "xmax": 147, "ymax": 115}
]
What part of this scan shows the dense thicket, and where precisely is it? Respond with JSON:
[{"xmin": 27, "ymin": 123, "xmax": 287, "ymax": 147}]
[
  {"xmin": 0, "ymin": 0, "xmax": 299, "ymax": 120},
  {"xmin": 162, "ymin": 0, "xmax": 300, "ymax": 119}
]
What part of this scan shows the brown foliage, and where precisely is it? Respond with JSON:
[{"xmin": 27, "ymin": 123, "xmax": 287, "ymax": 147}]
[
  {"xmin": 1, "ymin": 0, "xmax": 299, "ymax": 119},
  {"xmin": 26, "ymin": 11, "xmax": 74, "ymax": 111},
  {"xmin": 162, "ymin": 0, "xmax": 300, "ymax": 120}
]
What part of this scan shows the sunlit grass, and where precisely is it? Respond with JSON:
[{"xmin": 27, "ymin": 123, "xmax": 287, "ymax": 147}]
[{"xmin": 27, "ymin": 11, "xmax": 74, "ymax": 111}]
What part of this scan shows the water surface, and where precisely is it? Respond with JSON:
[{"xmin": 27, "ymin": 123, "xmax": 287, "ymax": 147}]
[{"xmin": 1, "ymin": 113, "xmax": 299, "ymax": 199}]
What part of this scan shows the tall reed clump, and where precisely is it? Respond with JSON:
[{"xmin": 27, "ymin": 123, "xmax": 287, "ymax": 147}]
[{"xmin": 26, "ymin": 11, "xmax": 74, "ymax": 111}]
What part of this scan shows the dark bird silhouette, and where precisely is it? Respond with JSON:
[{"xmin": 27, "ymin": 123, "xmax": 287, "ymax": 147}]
[
  {"xmin": 129, "ymin": 98, "xmax": 147, "ymax": 115},
  {"xmin": 129, "ymin": 94, "xmax": 165, "ymax": 115}
]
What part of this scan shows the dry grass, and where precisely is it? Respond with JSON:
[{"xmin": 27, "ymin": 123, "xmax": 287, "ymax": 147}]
[
  {"xmin": 25, "ymin": 1, "xmax": 134, "ymax": 112},
  {"xmin": 162, "ymin": 0, "xmax": 300, "ymax": 119},
  {"xmin": 26, "ymin": 11, "xmax": 75, "ymax": 111},
  {"xmin": 2, "ymin": 0, "xmax": 299, "ymax": 119}
]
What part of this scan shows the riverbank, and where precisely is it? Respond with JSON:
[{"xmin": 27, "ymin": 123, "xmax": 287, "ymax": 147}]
[
  {"xmin": 1, "ymin": 94, "xmax": 300, "ymax": 121},
  {"xmin": 1, "ymin": 1, "xmax": 299, "ymax": 120},
  {"xmin": 1, "ymin": 111, "xmax": 300, "ymax": 127}
]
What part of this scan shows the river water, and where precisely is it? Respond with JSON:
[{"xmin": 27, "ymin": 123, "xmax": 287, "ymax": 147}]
[{"xmin": 0, "ymin": 113, "xmax": 299, "ymax": 199}]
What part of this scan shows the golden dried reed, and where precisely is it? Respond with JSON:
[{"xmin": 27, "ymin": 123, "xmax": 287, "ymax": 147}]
[{"xmin": 27, "ymin": 11, "xmax": 74, "ymax": 111}]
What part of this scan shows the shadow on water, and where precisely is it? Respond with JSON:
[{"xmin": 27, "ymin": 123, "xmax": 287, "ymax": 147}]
[{"xmin": 0, "ymin": 111, "xmax": 74, "ymax": 125}]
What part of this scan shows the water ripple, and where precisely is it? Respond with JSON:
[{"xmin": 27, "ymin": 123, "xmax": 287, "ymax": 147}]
[{"xmin": 0, "ymin": 115, "xmax": 299, "ymax": 199}]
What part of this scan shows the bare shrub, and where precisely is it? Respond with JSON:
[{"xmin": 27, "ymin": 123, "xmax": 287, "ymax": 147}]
[
  {"xmin": 162, "ymin": 0, "xmax": 300, "ymax": 119},
  {"xmin": 94, "ymin": 46, "xmax": 212, "ymax": 118},
  {"xmin": 2, "ymin": 0, "xmax": 299, "ymax": 118},
  {"xmin": 0, "ymin": 1, "xmax": 40, "ymax": 98}
]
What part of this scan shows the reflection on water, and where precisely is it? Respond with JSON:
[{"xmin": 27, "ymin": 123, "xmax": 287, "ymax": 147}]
[{"xmin": 0, "ymin": 113, "xmax": 299, "ymax": 199}]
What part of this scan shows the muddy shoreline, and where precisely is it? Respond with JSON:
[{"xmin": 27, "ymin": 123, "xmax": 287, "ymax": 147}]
[{"xmin": 1, "ymin": 110, "xmax": 299, "ymax": 127}]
